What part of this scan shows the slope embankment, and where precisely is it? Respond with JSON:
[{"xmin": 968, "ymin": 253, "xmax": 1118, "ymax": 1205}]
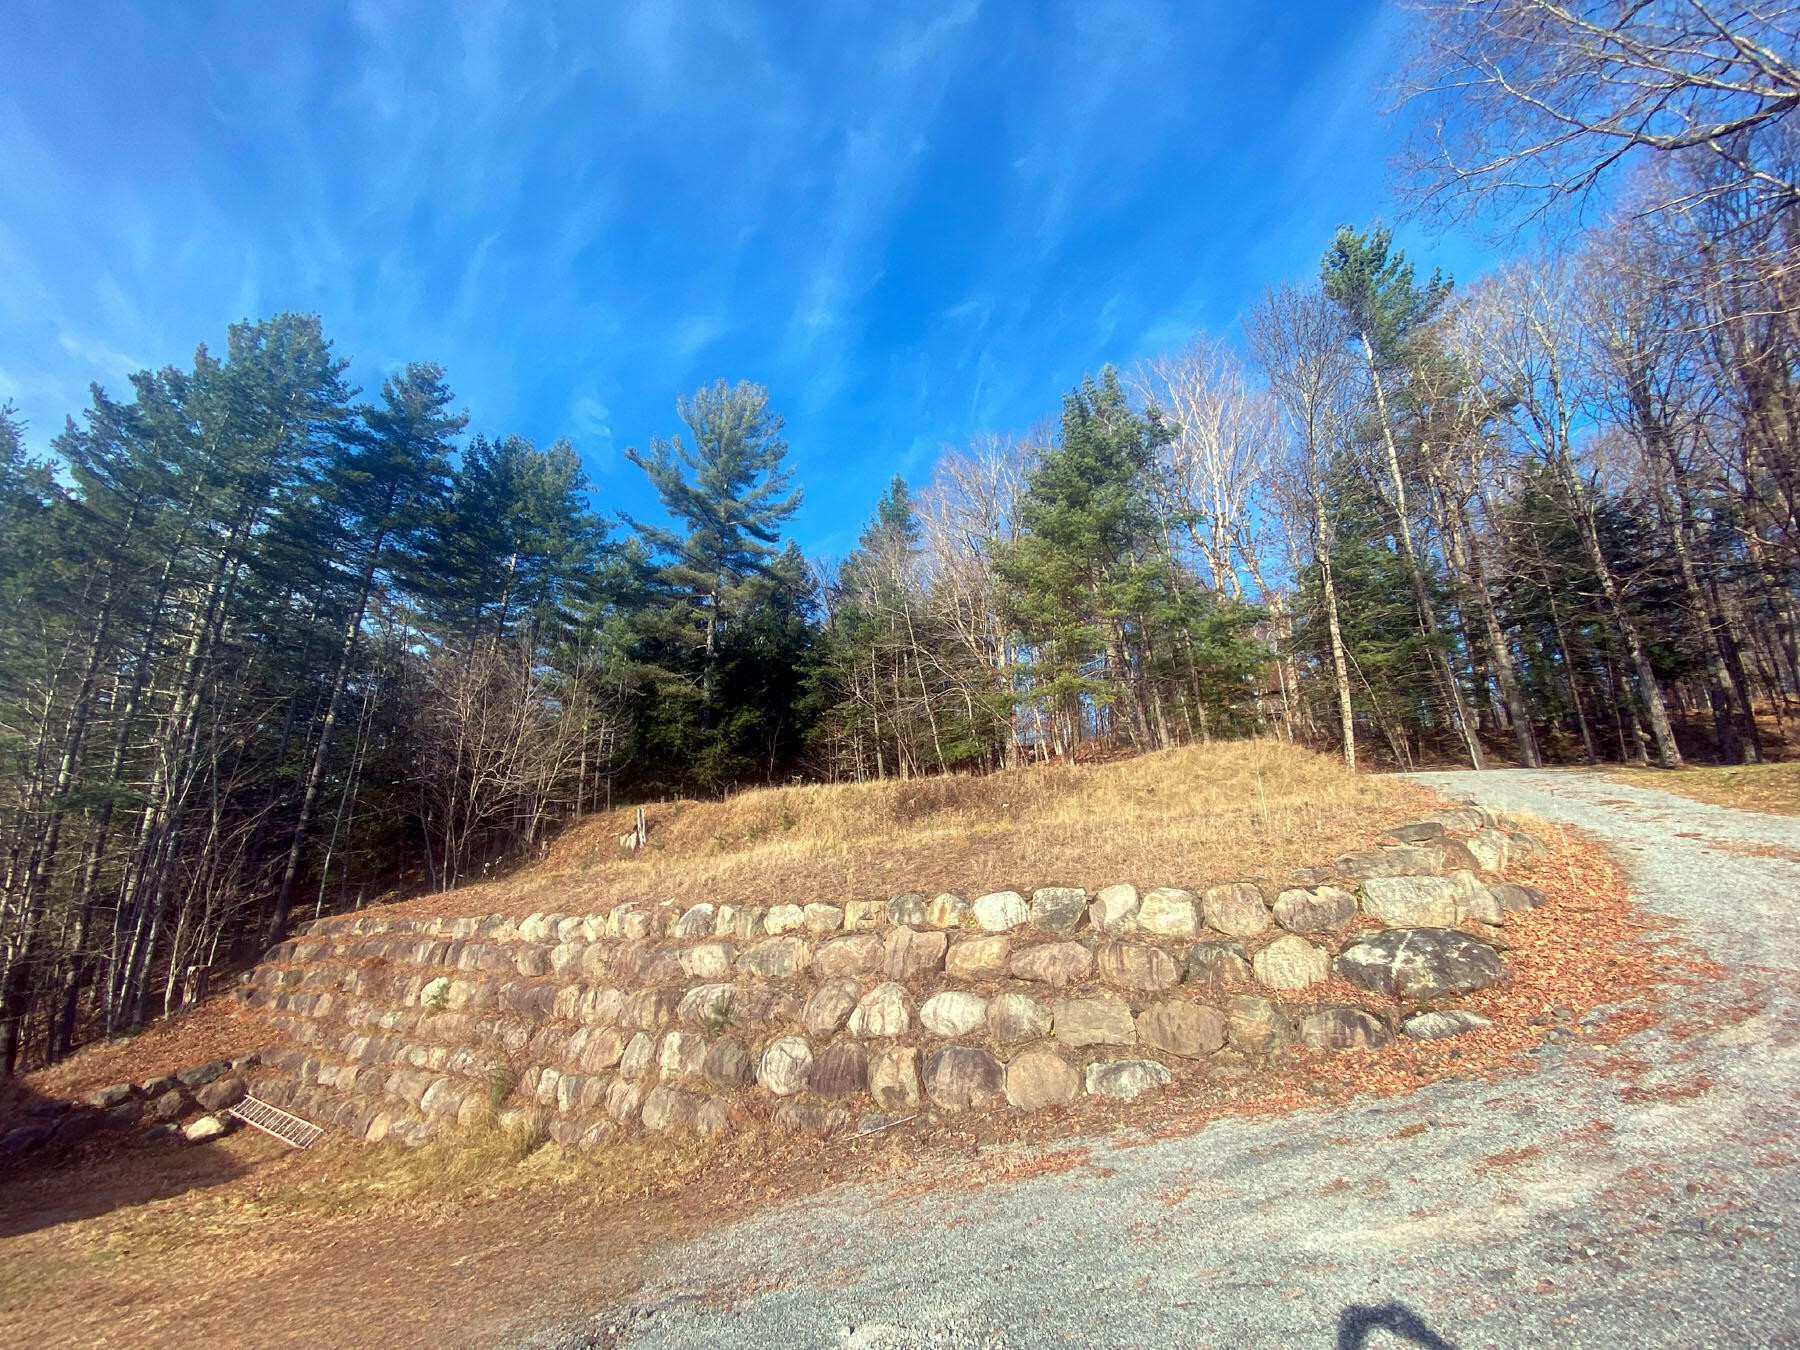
[{"xmin": 238, "ymin": 800, "xmax": 1566, "ymax": 1151}]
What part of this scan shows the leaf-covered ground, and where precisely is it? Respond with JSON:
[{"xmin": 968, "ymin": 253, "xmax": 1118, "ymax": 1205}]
[{"xmin": 1603, "ymin": 761, "xmax": 1798, "ymax": 818}]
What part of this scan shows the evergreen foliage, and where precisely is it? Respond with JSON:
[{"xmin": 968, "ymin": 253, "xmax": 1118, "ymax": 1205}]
[{"xmin": 621, "ymin": 381, "xmax": 811, "ymax": 795}]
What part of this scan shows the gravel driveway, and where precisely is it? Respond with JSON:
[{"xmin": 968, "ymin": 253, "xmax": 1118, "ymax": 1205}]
[{"xmin": 535, "ymin": 771, "xmax": 1800, "ymax": 1350}]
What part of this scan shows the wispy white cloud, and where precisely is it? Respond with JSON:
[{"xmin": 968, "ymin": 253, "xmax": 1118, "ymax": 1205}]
[
  {"xmin": 0, "ymin": 0, "xmax": 1415, "ymax": 552},
  {"xmin": 614, "ymin": 0, "xmax": 688, "ymax": 98},
  {"xmin": 55, "ymin": 325, "xmax": 145, "ymax": 374},
  {"xmin": 883, "ymin": 0, "xmax": 982, "ymax": 74},
  {"xmin": 776, "ymin": 3, "xmax": 981, "ymax": 415},
  {"xmin": 667, "ymin": 315, "xmax": 726, "ymax": 361},
  {"xmin": 565, "ymin": 385, "xmax": 614, "ymax": 460}
]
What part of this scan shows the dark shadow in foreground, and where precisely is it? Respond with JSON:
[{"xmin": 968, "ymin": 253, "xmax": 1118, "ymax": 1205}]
[
  {"xmin": 0, "ymin": 1078, "xmax": 255, "ymax": 1238},
  {"xmin": 1337, "ymin": 1301, "xmax": 1460, "ymax": 1350}
]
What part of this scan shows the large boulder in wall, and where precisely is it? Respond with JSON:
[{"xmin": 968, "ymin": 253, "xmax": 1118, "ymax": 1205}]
[
  {"xmin": 922, "ymin": 1046, "xmax": 1004, "ymax": 1111},
  {"xmin": 1334, "ymin": 927, "xmax": 1505, "ymax": 1000}
]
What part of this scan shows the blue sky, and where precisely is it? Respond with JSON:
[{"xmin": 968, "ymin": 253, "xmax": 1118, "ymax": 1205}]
[{"xmin": 0, "ymin": 0, "xmax": 1489, "ymax": 559}]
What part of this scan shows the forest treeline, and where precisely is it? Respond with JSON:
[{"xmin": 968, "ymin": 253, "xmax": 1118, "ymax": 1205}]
[{"xmin": 1, "ymin": 0, "xmax": 1796, "ymax": 1072}]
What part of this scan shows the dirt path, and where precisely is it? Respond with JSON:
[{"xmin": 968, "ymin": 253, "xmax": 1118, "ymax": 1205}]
[{"xmin": 529, "ymin": 770, "xmax": 1800, "ymax": 1349}]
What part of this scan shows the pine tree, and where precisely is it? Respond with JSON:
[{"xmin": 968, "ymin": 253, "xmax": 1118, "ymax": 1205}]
[
  {"xmin": 405, "ymin": 433, "xmax": 615, "ymax": 883},
  {"xmin": 624, "ymin": 381, "xmax": 806, "ymax": 791},
  {"xmin": 267, "ymin": 363, "xmax": 464, "ymax": 943},
  {"xmin": 998, "ymin": 369, "xmax": 1172, "ymax": 753},
  {"xmin": 417, "ymin": 434, "xmax": 607, "ymax": 651},
  {"xmin": 1320, "ymin": 224, "xmax": 1489, "ymax": 768}
]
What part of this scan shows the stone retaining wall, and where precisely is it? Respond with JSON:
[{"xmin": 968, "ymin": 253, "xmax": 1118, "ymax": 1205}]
[{"xmin": 241, "ymin": 806, "xmax": 1550, "ymax": 1148}]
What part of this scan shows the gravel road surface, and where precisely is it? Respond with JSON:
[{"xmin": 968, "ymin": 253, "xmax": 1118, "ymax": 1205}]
[{"xmin": 533, "ymin": 771, "xmax": 1800, "ymax": 1350}]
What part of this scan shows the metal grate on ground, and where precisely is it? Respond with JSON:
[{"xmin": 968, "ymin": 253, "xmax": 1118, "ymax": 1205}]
[{"xmin": 227, "ymin": 1094, "xmax": 325, "ymax": 1148}]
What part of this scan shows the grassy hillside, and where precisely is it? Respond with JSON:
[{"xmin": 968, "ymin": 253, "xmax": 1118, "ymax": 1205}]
[
  {"xmin": 390, "ymin": 739, "xmax": 1435, "ymax": 921},
  {"xmin": 20, "ymin": 741, "xmax": 1421, "ymax": 1100}
]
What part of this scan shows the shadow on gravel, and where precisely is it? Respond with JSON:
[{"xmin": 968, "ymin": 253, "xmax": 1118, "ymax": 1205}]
[{"xmin": 1337, "ymin": 1301, "xmax": 1459, "ymax": 1349}]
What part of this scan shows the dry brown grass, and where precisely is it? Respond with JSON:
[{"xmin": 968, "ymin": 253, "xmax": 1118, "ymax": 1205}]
[
  {"xmin": 0, "ymin": 1119, "xmax": 782, "ymax": 1350},
  {"xmin": 15, "ymin": 997, "xmax": 272, "ymax": 1105},
  {"xmin": 19, "ymin": 742, "xmax": 1421, "ymax": 1102},
  {"xmin": 1604, "ymin": 762, "xmax": 1799, "ymax": 817},
  {"xmin": 390, "ymin": 739, "xmax": 1435, "ymax": 921}
]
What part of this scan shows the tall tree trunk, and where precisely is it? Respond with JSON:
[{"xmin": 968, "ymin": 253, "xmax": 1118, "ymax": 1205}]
[
  {"xmin": 1541, "ymin": 578, "xmax": 1598, "ymax": 766},
  {"xmin": 902, "ymin": 606, "xmax": 949, "ymax": 773},
  {"xmin": 1313, "ymin": 494, "xmax": 1357, "ymax": 771},
  {"xmin": 1444, "ymin": 482, "xmax": 1541, "ymax": 767},
  {"xmin": 268, "ymin": 528, "xmax": 387, "ymax": 946},
  {"xmin": 1659, "ymin": 481, "xmax": 1755, "ymax": 762},
  {"xmin": 1573, "ymin": 496, "xmax": 1682, "ymax": 767},
  {"xmin": 1358, "ymin": 332, "xmax": 1486, "ymax": 768},
  {"xmin": 1538, "ymin": 376, "xmax": 1682, "ymax": 766}
]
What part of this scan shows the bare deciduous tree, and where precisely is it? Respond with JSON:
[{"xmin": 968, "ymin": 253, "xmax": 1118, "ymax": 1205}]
[
  {"xmin": 1398, "ymin": 0, "xmax": 1800, "ymax": 222},
  {"xmin": 1137, "ymin": 341, "xmax": 1275, "ymax": 600},
  {"xmin": 916, "ymin": 433, "xmax": 1036, "ymax": 764},
  {"xmin": 1248, "ymin": 283, "xmax": 1362, "ymax": 769},
  {"xmin": 1452, "ymin": 259, "xmax": 1688, "ymax": 764}
]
